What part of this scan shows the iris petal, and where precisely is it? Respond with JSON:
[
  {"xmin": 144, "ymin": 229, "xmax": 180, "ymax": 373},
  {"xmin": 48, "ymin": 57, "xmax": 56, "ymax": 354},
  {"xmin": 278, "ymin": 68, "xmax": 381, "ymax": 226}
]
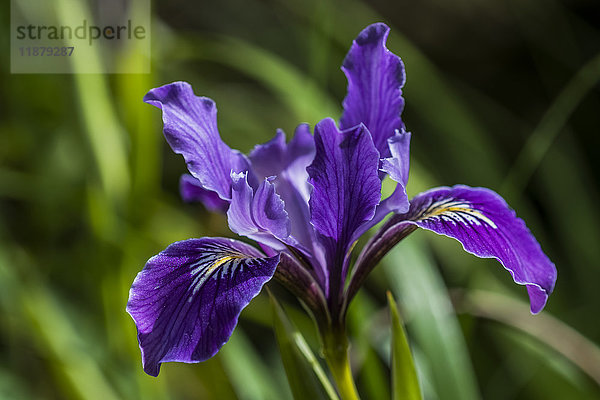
[
  {"xmin": 353, "ymin": 185, "xmax": 556, "ymax": 313},
  {"xmin": 373, "ymin": 129, "xmax": 412, "ymax": 219},
  {"xmin": 126, "ymin": 238, "xmax": 279, "ymax": 376},
  {"xmin": 308, "ymin": 118, "xmax": 381, "ymax": 300},
  {"xmin": 340, "ymin": 23, "xmax": 406, "ymax": 158},
  {"xmin": 179, "ymin": 174, "xmax": 229, "ymax": 213},
  {"xmin": 227, "ymin": 171, "xmax": 291, "ymax": 247},
  {"xmin": 249, "ymin": 124, "xmax": 317, "ymax": 252},
  {"xmin": 380, "ymin": 129, "xmax": 411, "ymax": 190},
  {"xmin": 144, "ymin": 82, "xmax": 250, "ymax": 201}
]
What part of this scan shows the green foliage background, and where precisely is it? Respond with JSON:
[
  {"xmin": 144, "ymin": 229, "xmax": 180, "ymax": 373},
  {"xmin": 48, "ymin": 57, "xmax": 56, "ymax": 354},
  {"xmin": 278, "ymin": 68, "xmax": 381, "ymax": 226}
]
[{"xmin": 1, "ymin": 0, "xmax": 599, "ymax": 399}]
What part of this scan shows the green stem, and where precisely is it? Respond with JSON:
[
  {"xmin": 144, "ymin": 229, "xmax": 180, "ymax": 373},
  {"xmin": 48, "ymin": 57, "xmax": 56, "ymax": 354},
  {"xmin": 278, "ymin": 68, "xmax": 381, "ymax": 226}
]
[{"xmin": 321, "ymin": 325, "xmax": 360, "ymax": 400}]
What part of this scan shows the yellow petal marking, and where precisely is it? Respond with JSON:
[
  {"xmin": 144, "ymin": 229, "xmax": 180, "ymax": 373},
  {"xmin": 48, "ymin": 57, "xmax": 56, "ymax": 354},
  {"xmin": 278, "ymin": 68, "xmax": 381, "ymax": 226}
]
[{"xmin": 417, "ymin": 200, "xmax": 498, "ymax": 229}]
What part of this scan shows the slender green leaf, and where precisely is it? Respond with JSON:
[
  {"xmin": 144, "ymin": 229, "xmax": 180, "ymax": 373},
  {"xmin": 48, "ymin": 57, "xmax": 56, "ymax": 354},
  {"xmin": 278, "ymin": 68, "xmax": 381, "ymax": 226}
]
[
  {"xmin": 270, "ymin": 294, "xmax": 339, "ymax": 400},
  {"xmin": 346, "ymin": 291, "xmax": 391, "ymax": 400},
  {"xmin": 54, "ymin": 0, "xmax": 130, "ymax": 204},
  {"xmin": 387, "ymin": 292, "xmax": 423, "ymax": 400},
  {"xmin": 384, "ymin": 235, "xmax": 480, "ymax": 400}
]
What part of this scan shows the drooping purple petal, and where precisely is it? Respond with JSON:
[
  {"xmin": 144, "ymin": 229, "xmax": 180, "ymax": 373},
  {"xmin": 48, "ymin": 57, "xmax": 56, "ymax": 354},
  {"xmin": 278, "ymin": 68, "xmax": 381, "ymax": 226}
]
[
  {"xmin": 144, "ymin": 82, "xmax": 250, "ymax": 201},
  {"xmin": 352, "ymin": 185, "xmax": 557, "ymax": 313},
  {"xmin": 180, "ymin": 174, "xmax": 229, "ymax": 213},
  {"xmin": 339, "ymin": 23, "xmax": 406, "ymax": 158},
  {"xmin": 126, "ymin": 238, "xmax": 279, "ymax": 376},
  {"xmin": 227, "ymin": 171, "xmax": 290, "ymax": 247},
  {"xmin": 307, "ymin": 118, "xmax": 381, "ymax": 304}
]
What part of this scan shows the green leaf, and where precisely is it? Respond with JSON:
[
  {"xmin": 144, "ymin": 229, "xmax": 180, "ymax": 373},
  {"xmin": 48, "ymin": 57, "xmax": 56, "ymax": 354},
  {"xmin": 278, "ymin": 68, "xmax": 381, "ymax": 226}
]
[
  {"xmin": 388, "ymin": 292, "xmax": 423, "ymax": 400},
  {"xmin": 384, "ymin": 235, "xmax": 480, "ymax": 400},
  {"xmin": 270, "ymin": 294, "xmax": 339, "ymax": 400},
  {"xmin": 54, "ymin": 0, "xmax": 130, "ymax": 205},
  {"xmin": 346, "ymin": 291, "xmax": 391, "ymax": 400}
]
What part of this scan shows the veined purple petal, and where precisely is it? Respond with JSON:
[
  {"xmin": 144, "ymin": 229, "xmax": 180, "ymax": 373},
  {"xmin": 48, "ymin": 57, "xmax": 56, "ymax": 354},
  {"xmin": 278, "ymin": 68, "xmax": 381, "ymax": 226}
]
[
  {"xmin": 376, "ymin": 129, "xmax": 412, "ymax": 218},
  {"xmin": 308, "ymin": 118, "xmax": 381, "ymax": 304},
  {"xmin": 381, "ymin": 129, "xmax": 411, "ymax": 189},
  {"xmin": 249, "ymin": 125, "xmax": 326, "ymax": 282},
  {"xmin": 249, "ymin": 124, "xmax": 315, "ymax": 223},
  {"xmin": 144, "ymin": 82, "xmax": 250, "ymax": 201},
  {"xmin": 339, "ymin": 23, "xmax": 406, "ymax": 157},
  {"xmin": 252, "ymin": 177, "xmax": 291, "ymax": 239},
  {"xmin": 275, "ymin": 124, "xmax": 315, "ymax": 203},
  {"xmin": 249, "ymin": 129, "xmax": 287, "ymax": 178},
  {"xmin": 227, "ymin": 171, "xmax": 291, "ymax": 247},
  {"xmin": 180, "ymin": 174, "xmax": 229, "ymax": 213},
  {"xmin": 351, "ymin": 185, "xmax": 557, "ymax": 313},
  {"xmin": 126, "ymin": 238, "xmax": 279, "ymax": 376},
  {"xmin": 346, "ymin": 129, "xmax": 412, "ymax": 243}
]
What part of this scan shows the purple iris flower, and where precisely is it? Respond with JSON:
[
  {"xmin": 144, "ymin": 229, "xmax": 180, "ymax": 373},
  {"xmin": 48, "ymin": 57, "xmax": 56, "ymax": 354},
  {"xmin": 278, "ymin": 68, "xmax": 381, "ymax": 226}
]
[{"xmin": 127, "ymin": 23, "xmax": 557, "ymax": 377}]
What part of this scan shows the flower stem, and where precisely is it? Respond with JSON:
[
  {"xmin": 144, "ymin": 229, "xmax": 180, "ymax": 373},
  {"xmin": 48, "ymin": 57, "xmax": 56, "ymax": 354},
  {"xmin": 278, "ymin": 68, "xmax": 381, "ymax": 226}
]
[{"xmin": 321, "ymin": 325, "xmax": 360, "ymax": 400}]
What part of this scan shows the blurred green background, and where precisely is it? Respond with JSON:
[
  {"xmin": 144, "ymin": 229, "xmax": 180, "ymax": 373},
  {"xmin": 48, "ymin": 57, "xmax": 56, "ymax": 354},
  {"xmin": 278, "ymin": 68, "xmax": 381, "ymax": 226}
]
[{"xmin": 1, "ymin": 0, "xmax": 600, "ymax": 399}]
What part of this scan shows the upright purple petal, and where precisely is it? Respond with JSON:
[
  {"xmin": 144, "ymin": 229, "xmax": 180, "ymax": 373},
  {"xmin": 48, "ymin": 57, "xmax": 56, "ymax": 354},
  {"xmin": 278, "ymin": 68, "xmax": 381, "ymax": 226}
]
[
  {"xmin": 249, "ymin": 129, "xmax": 288, "ymax": 178},
  {"xmin": 350, "ymin": 129, "xmax": 412, "ymax": 244},
  {"xmin": 126, "ymin": 238, "xmax": 279, "ymax": 376},
  {"xmin": 252, "ymin": 177, "xmax": 291, "ymax": 239},
  {"xmin": 180, "ymin": 174, "xmax": 229, "ymax": 213},
  {"xmin": 339, "ymin": 23, "xmax": 406, "ymax": 157},
  {"xmin": 144, "ymin": 82, "xmax": 250, "ymax": 201},
  {"xmin": 380, "ymin": 129, "xmax": 411, "ymax": 189},
  {"xmin": 275, "ymin": 123, "xmax": 316, "ymax": 204},
  {"xmin": 354, "ymin": 185, "xmax": 557, "ymax": 313},
  {"xmin": 249, "ymin": 125, "xmax": 326, "ymax": 281},
  {"xmin": 377, "ymin": 129, "xmax": 412, "ymax": 214},
  {"xmin": 249, "ymin": 124, "xmax": 315, "ymax": 227},
  {"xmin": 307, "ymin": 118, "xmax": 381, "ymax": 304},
  {"xmin": 227, "ymin": 171, "xmax": 290, "ymax": 247}
]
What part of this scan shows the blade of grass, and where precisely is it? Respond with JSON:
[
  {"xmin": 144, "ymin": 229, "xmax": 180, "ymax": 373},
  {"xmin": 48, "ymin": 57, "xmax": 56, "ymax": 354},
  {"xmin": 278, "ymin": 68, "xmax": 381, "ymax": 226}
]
[
  {"xmin": 384, "ymin": 235, "xmax": 479, "ymax": 400},
  {"xmin": 387, "ymin": 292, "xmax": 423, "ymax": 400},
  {"xmin": 270, "ymin": 294, "xmax": 339, "ymax": 400},
  {"xmin": 346, "ymin": 291, "xmax": 392, "ymax": 400},
  {"xmin": 116, "ymin": 73, "xmax": 158, "ymax": 200},
  {"xmin": 54, "ymin": 0, "xmax": 130, "ymax": 204}
]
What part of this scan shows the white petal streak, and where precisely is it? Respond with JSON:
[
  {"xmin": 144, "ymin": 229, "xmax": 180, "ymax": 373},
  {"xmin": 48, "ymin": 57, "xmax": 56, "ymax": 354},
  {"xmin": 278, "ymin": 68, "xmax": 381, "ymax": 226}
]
[{"xmin": 416, "ymin": 199, "xmax": 498, "ymax": 229}]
